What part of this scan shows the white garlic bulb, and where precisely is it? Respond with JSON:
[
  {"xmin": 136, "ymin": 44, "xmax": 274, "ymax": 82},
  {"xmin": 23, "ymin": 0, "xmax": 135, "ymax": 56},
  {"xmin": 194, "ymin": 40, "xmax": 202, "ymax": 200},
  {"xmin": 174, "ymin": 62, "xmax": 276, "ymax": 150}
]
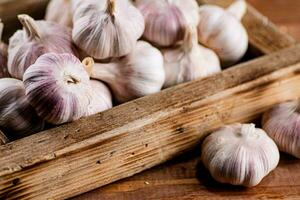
[
  {"xmin": 201, "ymin": 123, "xmax": 280, "ymax": 187},
  {"xmin": 163, "ymin": 27, "xmax": 221, "ymax": 88},
  {"xmin": 72, "ymin": 0, "xmax": 145, "ymax": 60},
  {"xmin": 8, "ymin": 14, "xmax": 77, "ymax": 79},
  {"xmin": 197, "ymin": 0, "xmax": 248, "ymax": 66},
  {"xmin": 87, "ymin": 41, "xmax": 165, "ymax": 103},
  {"xmin": 85, "ymin": 78, "xmax": 113, "ymax": 116},
  {"xmin": 45, "ymin": 0, "xmax": 73, "ymax": 27},
  {"xmin": 262, "ymin": 100, "xmax": 300, "ymax": 158},
  {"xmin": 23, "ymin": 53, "xmax": 93, "ymax": 125},
  {"xmin": 0, "ymin": 19, "xmax": 9, "ymax": 78},
  {"xmin": 135, "ymin": 0, "xmax": 199, "ymax": 47},
  {"xmin": 0, "ymin": 78, "xmax": 44, "ymax": 140}
]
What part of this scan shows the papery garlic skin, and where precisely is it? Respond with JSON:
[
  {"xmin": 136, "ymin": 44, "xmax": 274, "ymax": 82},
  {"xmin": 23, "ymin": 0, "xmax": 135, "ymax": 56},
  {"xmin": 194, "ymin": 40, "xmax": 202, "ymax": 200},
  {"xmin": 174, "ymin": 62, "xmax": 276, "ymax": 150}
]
[
  {"xmin": 163, "ymin": 27, "xmax": 221, "ymax": 88},
  {"xmin": 89, "ymin": 41, "xmax": 165, "ymax": 103},
  {"xmin": 0, "ymin": 20, "xmax": 9, "ymax": 78},
  {"xmin": 262, "ymin": 100, "xmax": 300, "ymax": 158},
  {"xmin": 23, "ymin": 53, "xmax": 92, "ymax": 125},
  {"xmin": 45, "ymin": 0, "xmax": 73, "ymax": 27},
  {"xmin": 72, "ymin": 0, "xmax": 145, "ymax": 60},
  {"xmin": 8, "ymin": 14, "xmax": 77, "ymax": 79},
  {"xmin": 201, "ymin": 123, "xmax": 279, "ymax": 187},
  {"xmin": 135, "ymin": 0, "xmax": 199, "ymax": 47},
  {"xmin": 0, "ymin": 78, "xmax": 44, "ymax": 140},
  {"xmin": 85, "ymin": 79, "xmax": 113, "ymax": 116},
  {"xmin": 197, "ymin": 1, "xmax": 248, "ymax": 66}
]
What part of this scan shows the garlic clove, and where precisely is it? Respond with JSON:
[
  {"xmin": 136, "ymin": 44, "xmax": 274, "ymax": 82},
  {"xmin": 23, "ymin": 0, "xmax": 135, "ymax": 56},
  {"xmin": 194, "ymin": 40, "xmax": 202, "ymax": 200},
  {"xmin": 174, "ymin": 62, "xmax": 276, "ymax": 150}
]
[
  {"xmin": 135, "ymin": 0, "xmax": 199, "ymax": 47},
  {"xmin": 227, "ymin": 0, "xmax": 247, "ymax": 21},
  {"xmin": 162, "ymin": 26, "xmax": 221, "ymax": 88},
  {"xmin": 0, "ymin": 78, "xmax": 44, "ymax": 140},
  {"xmin": 197, "ymin": 2, "xmax": 249, "ymax": 66},
  {"xmin": 262, "ymin": 100, "xmax": 300, "ymax": 158},
  {"xmin": 72, "ymin": 0, "xmax": 145, "ymax": 60},
  {"xmin": 45, "ymin": 0, "xmax": 73, "ymax": 27},
  {"xmin": 201, "ymin": 123, "xmax": 280, "ymax": 187},
  {"xmin": 88, "ymin": 41, "xmax": 165, "ymax": 103},
  {"xmin": 85, "ymin": 79, "xmax": 113, "ymax": 116},
  {"xmin": 23, "ymin": 53, "xmax": 93, "ymax": 125},
  {"xmin": 0, "ymin": 19, "xmax": 9, "ymax": 78},
  {"xmin": 8, "ymin": 14, "xmax": 78, "ymax": 80}
]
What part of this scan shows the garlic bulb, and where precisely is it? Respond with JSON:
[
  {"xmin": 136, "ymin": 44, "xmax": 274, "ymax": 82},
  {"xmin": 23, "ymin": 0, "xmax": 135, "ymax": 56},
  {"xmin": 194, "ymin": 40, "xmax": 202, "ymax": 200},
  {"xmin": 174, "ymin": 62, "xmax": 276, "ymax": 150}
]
[
  {"xmin": 23, "ymin": 53, "xmax": 93, "ymax": 125},
  {"xmin": 201, "ymin": 123, "xmax": 280, "ymax": 187},
  {"xmin": 135, "ymin": 0, "xmax": 199, "ymax": 47},
  {"xmin": 0, "ymin": 78, "xmax": 44, "ymax": 140},
  {"xmin": 45, "ymin": 0, "xmax": 73, "ymax": 27},
  {"xmin": 8, "ymin": 14, "xmax": 77, "ymax": 79},
  {"xmin": 87, "ymin": 41, "xmax": 165, "ymax": 103},
  {"xmin": 85, "ymin": 78, "xmax": 113, "ymax": 116},
  {"xmin": 72, "ymin": 0, "xmax": 145, "ymax": 60},
  {"xmin": 0, "ymin": 19, "xmax": 9, "ymax": 78},
  {"xmin": 163, "ymin": 27, "xmax": 221, "ymax": 88},
  {"xmin": 262, "ymin": 100, "xmax": 300, "ymax": 158},
  {"xmin": 197, "ymin": 0, "xmax": 248, "ymax": 66}
]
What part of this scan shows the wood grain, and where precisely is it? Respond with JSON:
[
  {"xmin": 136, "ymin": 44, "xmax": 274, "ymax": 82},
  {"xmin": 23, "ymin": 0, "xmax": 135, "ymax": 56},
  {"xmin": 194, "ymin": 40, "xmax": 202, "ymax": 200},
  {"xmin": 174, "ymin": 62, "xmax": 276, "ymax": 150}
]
[{"xmin": 2, "ymin": 44, "xmax": 300, "ymax": 199}]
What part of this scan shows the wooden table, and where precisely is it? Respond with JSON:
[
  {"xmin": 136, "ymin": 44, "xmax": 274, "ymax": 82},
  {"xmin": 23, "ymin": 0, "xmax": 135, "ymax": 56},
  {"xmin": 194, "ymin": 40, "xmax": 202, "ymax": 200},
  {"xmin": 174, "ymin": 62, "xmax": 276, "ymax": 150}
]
[{"xmin": 71, "ymin": 1, "xmax": 300, "ymax": 199}]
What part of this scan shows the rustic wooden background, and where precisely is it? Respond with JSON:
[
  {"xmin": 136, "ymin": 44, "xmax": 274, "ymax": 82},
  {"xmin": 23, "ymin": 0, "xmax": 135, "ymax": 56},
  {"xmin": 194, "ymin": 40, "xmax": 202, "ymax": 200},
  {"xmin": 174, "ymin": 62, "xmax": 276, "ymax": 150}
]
[{"xmin": 70, "ymin": 1, "xmax": 300, "ymax": 199}]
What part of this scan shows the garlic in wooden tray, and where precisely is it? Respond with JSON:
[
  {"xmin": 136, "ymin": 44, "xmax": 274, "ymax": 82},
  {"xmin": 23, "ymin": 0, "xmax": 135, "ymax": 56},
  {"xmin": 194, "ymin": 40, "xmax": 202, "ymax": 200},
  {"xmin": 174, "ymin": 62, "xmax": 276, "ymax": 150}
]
[
  {"xmin": 135, "ymin": 0, "xmax": 199, "ymax": 47},
  {"xmin": 8, "ymin": 14, "xmax": 77, "ymax": 79},
  {"xmin": 0, "ymin": 78, "xmax": 44, "ymax": 140},
  {"xmin": 85, "ymin": 78, "xmax": 113, "ymax": 116},
  {"xmin": 72, "ymin": 0, "xmax": 145, "ymax": 60},
  {"xmin": 201, "ymin": 123, "xmax": 280, "ymax": 187},
  {"xmin": 0, "ymin": 19, "xmax": 9, "ymax": 78},
  {"xmin": 86, "ymin": 41, "xmax": 165, "ymax": 103},
  {"xmin": 45, "ymin": 0, "xmax": 73, "ymax": 27},
  {"xmin": 23, "ymin": 53, "xmax": 93, "ymax": 125},
  {"xmin": 163, "ymin": 26, "xmax": 221, "ymax": 88},
  {"xmin": 262, "ymin": 100, "xmax": 300, "ymax": 158},
  {"xmin": 197, "ymin": 0, "xmax": 248, "ymax": 66}
]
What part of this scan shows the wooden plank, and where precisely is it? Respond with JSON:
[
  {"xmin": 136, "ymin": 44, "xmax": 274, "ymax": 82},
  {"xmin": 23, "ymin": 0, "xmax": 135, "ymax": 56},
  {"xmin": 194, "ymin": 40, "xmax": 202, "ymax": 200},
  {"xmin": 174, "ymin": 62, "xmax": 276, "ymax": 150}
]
[
  {"xmin": 2, "ymin": 44, "xmax": 300, "ymax": 199},
  {"xmin": 198, "ymin": 0, "xmax": 297, "ymax": 53}
]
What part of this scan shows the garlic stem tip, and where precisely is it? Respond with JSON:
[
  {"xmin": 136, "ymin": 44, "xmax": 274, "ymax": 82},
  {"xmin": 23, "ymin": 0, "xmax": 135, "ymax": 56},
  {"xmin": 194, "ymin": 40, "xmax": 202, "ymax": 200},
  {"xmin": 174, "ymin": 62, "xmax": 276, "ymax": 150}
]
[{"xmin": 82, "ymin": 57, "xmax": 94, "ymax": 76}]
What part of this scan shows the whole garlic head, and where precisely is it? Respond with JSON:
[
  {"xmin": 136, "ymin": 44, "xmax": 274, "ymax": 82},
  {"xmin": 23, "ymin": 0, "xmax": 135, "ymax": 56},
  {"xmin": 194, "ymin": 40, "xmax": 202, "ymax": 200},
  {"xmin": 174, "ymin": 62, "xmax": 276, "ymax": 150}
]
[
  {"xmin": 201, "ymin": 123, "xmax": 280, "ymax": 187},
  {"xmin": 0, "ymin": 19, "xmax": 9, "ymax": 78},
  {"xmin": 23, "ymin": 53, "xmax": 93, "ymax": 125},
  {"xmin": 88, "ymin": 41, "xmax": 165, "ymax": 103},
  {"xmin": 197, "ymin": 0, "xmax": 248, "ymax": 66},
  {"xmin": 8, "ymin": 14, "xmax": 77, "ymax": 79},
  {"xmin": 262, "ymin": 100, "xmax": 300, "ymax": 158},
  {"xmin": 85, "ymin": 78, "xmax": 113, "ymax": 116},
  {"xmin": 0, "ymin": 78, "xmax": 44, "ymax": 140},
  {"xmin": 135, "ymin": 0, "xmax": 199, "ymax": 47},
  {"xmin": 163, "ymin": 27, "xmax": 221, "ymax": 88},
  {"xmin": 45, "ymin": 0, "xmax": 73, "ymax": 27},
  {"xmin": 72, "ymin": 0, "xmax": 145, "ymax": 60}
]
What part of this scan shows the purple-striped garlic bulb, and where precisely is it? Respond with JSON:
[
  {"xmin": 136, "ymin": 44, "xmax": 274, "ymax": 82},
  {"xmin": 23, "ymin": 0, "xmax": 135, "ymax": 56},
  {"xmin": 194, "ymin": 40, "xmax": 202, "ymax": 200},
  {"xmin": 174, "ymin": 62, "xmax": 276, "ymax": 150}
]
[
  {"xmin": 45, "ymin": 0, "xmax": 73, "ymax": 27},
  {"xmin": 85, "ymin": 78, "xmax": 113, "ymax": 116},
  {"xmin": 0, "ymin": 78, "xmax": 44, "ymax": 140},
  {"xmin": 163, "ymin": 27, "xmax": 221, "ymax": 88},
  {"xmin": 23, "ymin": 53, "xmax": 93, "ymax": 125},
  {"xmin": 262, "ymin": 100, "xmax": 300, "ymax": 158},
  {"xmin": 87, "ymin": 41, "xmax": 165, "ymax": 103},
  {"xmin": 201, "ymin": 123, "xmax": 280, "ymax": 187},
  {"xmin": 197, "ymin": 0, "xmax": 248, "ymax": 66},
  {"xmin": 0, "ymin": 19, "xmax": 9, "ymax": 78},
  {"xmin": 135, "ymin": 0, "xmax": 199, "ymax": 47},
  {"xmin": 72, "ymin": 0, "xmax": 145, "ymax": 60},
  {"xmin": 8, "ymin": 14, "xmax": 77, "ymax": 80}
]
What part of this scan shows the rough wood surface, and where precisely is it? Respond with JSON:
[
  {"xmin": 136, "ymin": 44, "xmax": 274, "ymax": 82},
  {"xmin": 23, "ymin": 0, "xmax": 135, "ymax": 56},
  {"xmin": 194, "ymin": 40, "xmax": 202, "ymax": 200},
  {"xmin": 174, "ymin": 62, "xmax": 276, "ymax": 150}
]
[{"xmin": 2, "ymin": 45, "xmax": 300, "ymax": 199}]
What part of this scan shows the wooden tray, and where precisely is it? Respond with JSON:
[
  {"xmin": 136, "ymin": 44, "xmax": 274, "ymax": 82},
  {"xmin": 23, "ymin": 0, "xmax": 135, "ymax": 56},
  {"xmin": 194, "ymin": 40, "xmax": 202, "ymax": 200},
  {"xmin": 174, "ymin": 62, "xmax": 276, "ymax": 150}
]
[{"xmin": 0, "ymin": 0, "xmax": 299, "ymax": 199}]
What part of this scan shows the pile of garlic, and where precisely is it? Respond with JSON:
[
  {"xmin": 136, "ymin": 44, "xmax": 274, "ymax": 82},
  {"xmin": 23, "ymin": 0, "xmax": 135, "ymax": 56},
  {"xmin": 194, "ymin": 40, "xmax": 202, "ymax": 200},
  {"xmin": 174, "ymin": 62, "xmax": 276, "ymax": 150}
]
[{"xmin": 0, "ymin": 0, "xmax": 249, "ymax": 140}]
